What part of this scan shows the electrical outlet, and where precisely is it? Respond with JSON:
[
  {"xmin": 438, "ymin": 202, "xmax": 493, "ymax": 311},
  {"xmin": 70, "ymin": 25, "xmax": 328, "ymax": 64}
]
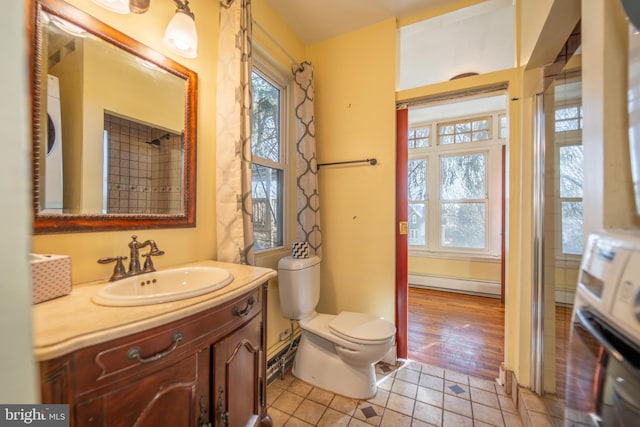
[{"xmin": 279, "ymin": 328, "xmax": 291, "ymax": 341}]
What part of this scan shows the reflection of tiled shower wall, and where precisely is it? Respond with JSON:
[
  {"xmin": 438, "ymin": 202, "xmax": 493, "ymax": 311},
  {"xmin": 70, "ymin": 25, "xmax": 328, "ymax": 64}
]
[{"xmin": 105, "ymin": 113, "xmax": 182, "ymax": 214}]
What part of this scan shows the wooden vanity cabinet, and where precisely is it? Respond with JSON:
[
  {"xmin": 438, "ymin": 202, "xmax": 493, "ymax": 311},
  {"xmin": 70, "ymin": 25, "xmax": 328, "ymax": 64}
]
[{"xmin": 39, "ymin": 284, "xmax": 271, "ymax": 427}]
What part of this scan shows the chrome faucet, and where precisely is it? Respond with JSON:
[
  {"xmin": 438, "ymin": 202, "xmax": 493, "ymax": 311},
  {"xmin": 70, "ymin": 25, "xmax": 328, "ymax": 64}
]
[{"xmin": 98, "ymin": 235, "xmax": 165, "ymax": 281}]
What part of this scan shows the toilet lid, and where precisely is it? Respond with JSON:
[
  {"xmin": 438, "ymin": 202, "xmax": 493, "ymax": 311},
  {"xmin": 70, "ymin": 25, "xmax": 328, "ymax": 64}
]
[{"xmin": 328, "ymin": 312, "xmax": 395, "ymax": 344}]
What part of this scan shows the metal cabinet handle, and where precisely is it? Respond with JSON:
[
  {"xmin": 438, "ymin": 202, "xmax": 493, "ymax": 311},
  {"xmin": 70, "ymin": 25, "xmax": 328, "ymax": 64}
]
[
  {"xmin": 126, "ymin": 332, "xmax": 184, "ymax": 364},
  {"xmin": 232, "ymin": 296, "xmax": 255, "ymax": 317},
  {"xmin": 217, "ymin": 385, "xmax": 229, "ymax": 426}
]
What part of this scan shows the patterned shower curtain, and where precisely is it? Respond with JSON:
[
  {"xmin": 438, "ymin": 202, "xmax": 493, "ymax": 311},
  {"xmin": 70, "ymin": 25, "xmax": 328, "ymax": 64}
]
[
  {"xmin": 216, "ymin": 0, "xmax": 255, "ymax": 265},
  {"xmin": 292, "ymin": 62, "xmax": 322, "ymax": 257}
]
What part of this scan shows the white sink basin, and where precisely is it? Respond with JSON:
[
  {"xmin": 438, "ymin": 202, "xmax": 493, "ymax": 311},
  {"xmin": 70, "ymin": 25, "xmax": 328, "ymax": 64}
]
[{"xmin": 92, "ymin": 266, "xmax": 234, "ymax": 306}]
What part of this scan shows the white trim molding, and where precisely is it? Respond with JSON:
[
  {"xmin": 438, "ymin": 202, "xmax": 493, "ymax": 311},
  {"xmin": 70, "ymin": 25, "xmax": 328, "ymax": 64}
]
[{"xmin": 409, "ymin": 274, "xmax": 501, "ymax": 297}]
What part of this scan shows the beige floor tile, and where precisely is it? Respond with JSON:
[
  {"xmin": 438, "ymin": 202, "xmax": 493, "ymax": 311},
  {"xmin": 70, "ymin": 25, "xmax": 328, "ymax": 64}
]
[
  {"xmin": 348, "ymin": 418, "xmax": 372, "ymax": 427},
  {"xmin": 353, "ymin": 401, "xmax": 384, "ymax": 425},
  {"xmin": 419, "ymin": 373, "xmax": 444, "ymax": 391},
  {"xmin": 498, "ymin": 394, "xmax": 518, "ymax": 414},
  {"xmin": 471, "ymin": 387, "xmax": 500, "ymax": 408},
  {"xmin": 289, "ymin": 378, "xmax": 314, "ymax": 397},
  {"xmin": 377, "ymin": 375, "xmax": 395, "ymax": 391},
  {"xmin": 316, "ymin": 408, "xmax": 352, "ymax": 427},
  {"xmin": 416, "ymin": 386, "xmax": 443, "ymax": 408},
  {"xmin": 307, "ymin": 387, "xmax": 335, "ymax": 406},
  {"xmin": 367, "ymin": 388, "xmax": 390, "ymax": 408},
  {"xmin": 403, "ymin": 360, "xmax": 424, "ymax": 373},
  {"xmin": 444, "ymin": 380, "xmax": 470, "ymax": 399},
  {"xmin": 392, "ymin": 379, "xmax": 419, "ymax": 399},
  {"xmin": 386, "ymin": 393, "xmax": 416, "ymax": 416},
  {"xmin": 472, "ymin": 402, "xmax": 505, "ymax": 426},
  {"xmin": 410, "ymin": 419, "xmax": 429, "ymax": 427},
  {"xmin": 283, "ymin": 416, "xmax": 314, "ymax": 427},
  {"xmin": 470, "ymin": 376, "xmax": 498, "ymax": 392},
  {"xmin": 272, "ymin": 391, "xmax": 305, "ymax": 415},
  {"xmin": 268, "ymin": 387, "xmax": 285, "ymax": 406},
  {"xmin": 396, "ymin": 367, "xmax": 421, "ymax": 384},
  {"xmin": 445, "ymin": 369, "xmax": 469, "ymax": 385},
  {"xmin": 330, "ymin": 394, "xmax": 359, "ymax": 416},
  {"xmin": 502, "ymin": 411, "xmax": 524, "ymax": 427},
  {"xmin": 421, "ymin": 364, "xmax": 445, "ymax": 378},
  {"xmin": 443, "ymin": 394, "xmax": 472, "ymax": 418},
  {"xmin": 413, "ymin": 400, "xmax": 443, "ymax": 426},
  {"xmin": 442, "ymin": 410, "xmax": 473, "ymax": 427},
  {"xmin": 268, "ymin": 407, "xmax": 291, "ymax": 427},
  {"xmin": 379, "ymin": 409, "xmax": 413, "ymax": 427},
  {"xmin": 293, "ymin": 399, "xmax": 327, "ymax": 425},
  {"xmin": 529, "ymin": 411, "xmax": 553, "ymax": 427}
]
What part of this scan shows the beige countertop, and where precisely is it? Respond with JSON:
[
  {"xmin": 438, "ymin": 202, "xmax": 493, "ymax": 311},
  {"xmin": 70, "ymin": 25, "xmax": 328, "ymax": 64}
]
[{"xmin": 32, "ymin": 260, "xmax": 277, "ymax": 361}]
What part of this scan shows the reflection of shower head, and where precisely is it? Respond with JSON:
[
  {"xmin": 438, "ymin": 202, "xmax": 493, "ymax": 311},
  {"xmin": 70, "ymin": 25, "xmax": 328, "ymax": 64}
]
[{"xmin": 145, "ymin": 133, "xmax": 170, "ymax": 148}]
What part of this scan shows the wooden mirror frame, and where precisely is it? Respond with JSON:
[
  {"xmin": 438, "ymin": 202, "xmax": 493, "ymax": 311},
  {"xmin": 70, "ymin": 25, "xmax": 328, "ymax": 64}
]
[{"xmin": 28, "ymin": 0, "xmax": 197, "ymax": 234}]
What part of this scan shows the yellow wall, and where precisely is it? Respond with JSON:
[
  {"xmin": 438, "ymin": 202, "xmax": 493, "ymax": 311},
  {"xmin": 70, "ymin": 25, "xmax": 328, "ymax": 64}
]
[
  {"xmin": 306, "ymin": 20, "xmax": 398, "ymax": 323},
  {"xmin": 32, "ymin": 0, "xmax": 219, "ymax": 285}
]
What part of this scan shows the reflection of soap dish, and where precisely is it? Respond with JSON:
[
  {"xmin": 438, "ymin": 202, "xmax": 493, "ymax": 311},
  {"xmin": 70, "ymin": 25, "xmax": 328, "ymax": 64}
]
[{"xmin": 31, "ymin": 253, "xmax": 71, "ymax": 304}]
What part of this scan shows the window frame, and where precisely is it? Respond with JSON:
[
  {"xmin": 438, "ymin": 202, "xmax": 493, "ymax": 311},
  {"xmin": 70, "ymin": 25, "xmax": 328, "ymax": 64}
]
[
  {"xmin": 408, "ymin": 111, "xmax": 505, "ymax": 259},
  {"xmin": 251, "ymin": 58, "xmax": 290, "ymax": 253}
]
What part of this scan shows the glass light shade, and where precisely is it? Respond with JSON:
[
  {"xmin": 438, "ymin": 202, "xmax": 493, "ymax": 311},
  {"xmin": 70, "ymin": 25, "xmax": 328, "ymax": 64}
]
[
  {"xmin": 163, "ymin": 11, "xmax": 198, "ymax": 59},
  {"xmin": 91, "ymin": 0, "xmax": 130, "ymax": 14}
]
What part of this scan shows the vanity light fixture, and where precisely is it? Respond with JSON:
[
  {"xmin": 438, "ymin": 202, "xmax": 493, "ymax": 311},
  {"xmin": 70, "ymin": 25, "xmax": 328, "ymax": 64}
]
[
  {"xmin": 91, "ymin": 0, "xmax": 198, "ymax": 59},
  {"xmin": 163, "ymin": 0, "xmax": 198, "ymax": 59}
]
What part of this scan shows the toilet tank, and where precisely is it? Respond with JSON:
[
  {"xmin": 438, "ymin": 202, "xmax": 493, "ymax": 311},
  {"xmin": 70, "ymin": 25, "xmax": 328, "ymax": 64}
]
[{"xmin": 277, "ymin": 255, "xmax": 321, "ymax": 320}]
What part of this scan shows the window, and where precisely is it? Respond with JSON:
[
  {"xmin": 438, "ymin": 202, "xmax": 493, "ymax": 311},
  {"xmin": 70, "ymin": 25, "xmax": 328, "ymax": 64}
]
[
  {"xmin": 555, "ymin": 101, "xmax": 583, "ymax": 257},
  {"xmin": 251, "ymin": 67, "xmax": 287, "ymax": 251},
  {"xmin": 408, "ymin": 112, "xmax": 504, "ymax": 257}
]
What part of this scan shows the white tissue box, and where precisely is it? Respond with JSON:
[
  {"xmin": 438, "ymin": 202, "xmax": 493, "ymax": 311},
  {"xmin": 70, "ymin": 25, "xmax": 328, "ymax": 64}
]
[{"xmin": 31, "ymin": 253, "xmax": 71, "ymax": 304}]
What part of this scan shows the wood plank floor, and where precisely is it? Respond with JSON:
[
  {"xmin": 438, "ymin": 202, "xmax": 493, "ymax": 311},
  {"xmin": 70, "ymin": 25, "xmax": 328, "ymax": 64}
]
[
  {"xmin": 408, "ymin": 287, "xmax": 505, "ymax": 380},
  {"xmin": 409, "ymin": 287, "xmax": 572, "ymax": 398}
]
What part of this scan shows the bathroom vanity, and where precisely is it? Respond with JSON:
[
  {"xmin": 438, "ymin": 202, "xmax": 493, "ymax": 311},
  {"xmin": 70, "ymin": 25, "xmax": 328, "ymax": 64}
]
[{"xmin": 33, "ymin": 261, "xmax": 276, "ymax": 427}]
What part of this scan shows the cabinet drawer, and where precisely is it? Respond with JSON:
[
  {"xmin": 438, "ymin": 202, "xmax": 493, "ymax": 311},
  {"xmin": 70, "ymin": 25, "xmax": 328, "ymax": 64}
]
[{"xmin": 73, "ymin": 288, "xmax": 261, "ymax": 396}]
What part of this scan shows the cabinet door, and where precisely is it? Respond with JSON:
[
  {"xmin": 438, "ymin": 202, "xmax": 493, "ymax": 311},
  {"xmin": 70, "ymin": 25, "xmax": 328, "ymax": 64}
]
[
  {"xmin": 76, "ymin": 347, "xmax": 210, "ymax": 427},
  {"xmin": 213, "ymin": 315, "xmax": 262, "ymax": 427}
]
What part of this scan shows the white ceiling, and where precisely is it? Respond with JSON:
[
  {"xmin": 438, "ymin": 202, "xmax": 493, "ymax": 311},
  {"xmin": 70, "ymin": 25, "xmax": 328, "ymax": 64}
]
[{"xmin": 267, "ymin": 0, "xmax": 463, "ymax": 45}]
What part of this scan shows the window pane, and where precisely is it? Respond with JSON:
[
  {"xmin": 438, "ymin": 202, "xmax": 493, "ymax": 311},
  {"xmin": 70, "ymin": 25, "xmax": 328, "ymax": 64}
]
[
  {"xmin": 455, "ymin": 133, "xmax": 471, "ymax": 143},
  {"xmin": 252, "ymin": 164, "xmax": 283, "ymax": 250},
  {"xmin": 408, "ymin": 160, "xmax": 427, "ymax": 200},
  {"xmin": 440, "ymin": 135, "xmax": 454, "ymax": 145},
  {"xmin": 409, "ymin": 203, "xmax": 426, "ymax": 246},
  {"xmin": 440, "ymin": 153, "xmax": 486, "ymax": 200},
  {"xmin": 562, "ymin": 201, "xmax": 583, "ymax": 255},
  {"xmin": 408, "ymin": 127, "xmax": 430, "ymax": 149},
  {"xmin": 472, "ymin": 131, "xmax": 489, "ymax": 141},
  {"xmin": 560, "ymin": 145, "xmax": 583, "ymax": 198},
  {"xmin": 441, "ymin": 202, "xmax": 485, "ymax": 249},
  {"xmin": 439, "ymin": 124, "xmax": 454, "ymax": 135},
  {"xmin": 473, "ymin": 120, "xmax": 489, "ymax": 130},
  {"xmin": 251, "ymin": 72, "xmax": 280, "ymax": 162},
  {"xmin": 456, "ymin": 122, "xmax": 471, "ymax": 133},
  {"xmin": 500, "ymin": 115, "xmax": 508, "ymax": 139}
]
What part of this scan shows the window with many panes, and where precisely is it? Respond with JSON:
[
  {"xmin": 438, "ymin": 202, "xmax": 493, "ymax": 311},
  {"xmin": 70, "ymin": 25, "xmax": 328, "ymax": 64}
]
[
  {"xmin": 555, "ymin": 102, "xmax": 583, "ymax": 256},
  {"xmin": 251, "ymin": 67, "xmax": 287, "ymax": 251},
  {"xmin": 408, "ymin": 112, "xmax": 505, "ymax": 257}
]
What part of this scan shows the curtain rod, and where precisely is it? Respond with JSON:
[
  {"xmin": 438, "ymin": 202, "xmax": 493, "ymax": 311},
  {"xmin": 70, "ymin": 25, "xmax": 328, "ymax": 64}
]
[
  {"xmin": 252, "ymin": 20, "xmax": 298, "ymax": 66},
  {"xmin": 317, "ymin": 158, "xmax": 378, "ymax": 171}
]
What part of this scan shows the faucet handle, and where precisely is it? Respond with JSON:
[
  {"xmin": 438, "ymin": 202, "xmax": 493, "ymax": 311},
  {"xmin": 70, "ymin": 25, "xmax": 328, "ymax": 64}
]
[
  {"xmin": 142, "ymin": 250, "xmax": 163, "ymax": 272},
  {"xmin": 98, "ymin": 256, "xmax": 128, "ymax": 281}
]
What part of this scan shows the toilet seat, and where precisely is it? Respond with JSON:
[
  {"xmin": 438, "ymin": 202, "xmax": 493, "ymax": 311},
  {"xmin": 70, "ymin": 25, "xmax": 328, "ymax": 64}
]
[{"xmin": 329, "ymin": 311, "xmax": 396, "ymax": 345}]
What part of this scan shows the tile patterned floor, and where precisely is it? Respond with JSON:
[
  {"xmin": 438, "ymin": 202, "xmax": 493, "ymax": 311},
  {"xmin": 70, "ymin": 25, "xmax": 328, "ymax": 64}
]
[{"xmin": 267, "ymin": 360, "xmax": 525, "ymax": 426}]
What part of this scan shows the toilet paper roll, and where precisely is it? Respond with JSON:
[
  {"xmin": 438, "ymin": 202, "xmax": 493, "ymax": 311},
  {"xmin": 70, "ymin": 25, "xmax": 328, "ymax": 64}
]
[{"xmin": 292, "ymin": 241, "xmax": 310, "ymax": 259}]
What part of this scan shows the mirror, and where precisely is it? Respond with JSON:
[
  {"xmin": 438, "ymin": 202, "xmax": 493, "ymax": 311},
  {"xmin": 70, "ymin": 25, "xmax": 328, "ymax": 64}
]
[{"xmin": 29, "ymin": 0, "xmax": 197, "ymax": 233}]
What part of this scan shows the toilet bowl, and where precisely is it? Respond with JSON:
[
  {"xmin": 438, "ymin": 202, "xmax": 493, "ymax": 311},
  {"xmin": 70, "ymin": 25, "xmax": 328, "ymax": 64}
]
[{"xmin": 277, "ymin": 255, "xmax": 396, "ymax": 399}]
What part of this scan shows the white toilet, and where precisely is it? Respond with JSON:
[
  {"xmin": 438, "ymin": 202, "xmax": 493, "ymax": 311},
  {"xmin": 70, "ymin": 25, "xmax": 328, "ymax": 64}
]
[{"xmin": 278, "ymin": 255, "xmax": 396, "ymax": 399}]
